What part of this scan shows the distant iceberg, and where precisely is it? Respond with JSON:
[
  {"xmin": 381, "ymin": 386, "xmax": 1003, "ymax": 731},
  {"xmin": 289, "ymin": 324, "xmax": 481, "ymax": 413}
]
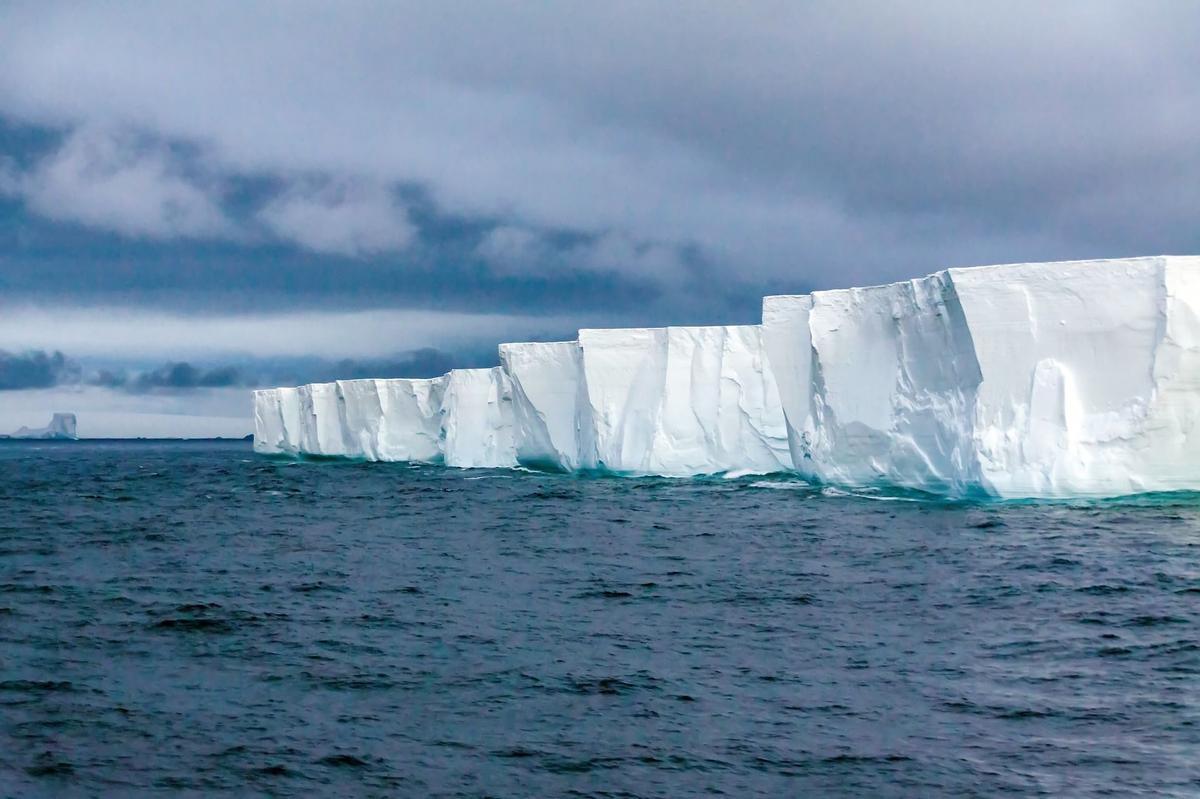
[
  {"xmin": 2, "ymin": 413, "xmax": 78, "ymax": 440},
  {"xmin": 254, "ymin": 255, "xmax": 1200, "ymax": 498}
]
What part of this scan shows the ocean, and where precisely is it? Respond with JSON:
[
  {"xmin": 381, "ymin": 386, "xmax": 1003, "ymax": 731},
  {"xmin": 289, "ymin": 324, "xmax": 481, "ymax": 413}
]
[{"xmin": 1, "ymin": 440, "xmax": 1197, "ymax": 797}]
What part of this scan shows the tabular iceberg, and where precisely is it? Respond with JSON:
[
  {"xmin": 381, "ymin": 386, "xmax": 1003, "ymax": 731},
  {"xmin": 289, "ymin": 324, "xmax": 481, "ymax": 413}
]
[
  {"xmin": 372, "ymin": 378, "xmax": 446, "ymax": 462},
  {"xmin": 763, "ymin": 255, "xmax": 1200, "ymax": 497},
  {"xmin": 1, "ymin": 413, "xmax": 78, "ymax": 440},
  {"xmin": 254, "ymin": 255, "xmax": 1200, "ymax": 498},
  {"xmin": 255, "ymin": 327, "xmax": 790, "ymax": 477},
  {"xmin": 252, "ymin": 387, "xmax": 295, "ymax": 455}
]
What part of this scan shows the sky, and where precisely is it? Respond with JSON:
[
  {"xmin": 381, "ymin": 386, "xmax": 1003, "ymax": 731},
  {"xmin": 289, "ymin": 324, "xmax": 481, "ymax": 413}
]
[{"xmin": 0, "ymin": 2, "xmax": 1198, "ymax": 436}]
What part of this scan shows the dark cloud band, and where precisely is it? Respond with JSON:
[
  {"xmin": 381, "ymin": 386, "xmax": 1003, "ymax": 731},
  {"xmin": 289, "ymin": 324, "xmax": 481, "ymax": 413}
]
[{"xmin": 0, "ymin": 349, "xmax": 79, "ymax": 390}]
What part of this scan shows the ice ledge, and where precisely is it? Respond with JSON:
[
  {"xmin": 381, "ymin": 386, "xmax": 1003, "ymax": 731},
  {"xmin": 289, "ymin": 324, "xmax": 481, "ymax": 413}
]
[
  {"xmin": 255, "ymin": 255, "xmax": 1200, "ymax": 498},
  {"xmin": 764, "ymin": 255, "xmax": 1200, "ymax": 498}
]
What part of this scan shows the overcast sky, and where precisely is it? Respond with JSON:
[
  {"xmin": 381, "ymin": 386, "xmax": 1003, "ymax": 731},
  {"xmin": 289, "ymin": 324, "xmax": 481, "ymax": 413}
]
[{"xmin": 1, "ymin": 2, "xmax": 1198, "ymax": 436}]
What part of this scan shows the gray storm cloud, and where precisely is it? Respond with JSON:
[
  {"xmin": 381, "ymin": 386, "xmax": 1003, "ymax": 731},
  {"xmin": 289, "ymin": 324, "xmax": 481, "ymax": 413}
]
[
  {"xmin": 0, "ymin": 125, "xmax": 233, "ymax": 240},
  {"xmin": 0, "ymin": 1, "xmax": 1196, "ymax": 292},
  {"xmin": 0, "ymin": 349, "xmax": 80, "ymax": 390},
  {"xmin": 0, "ymin": 306, "xmax": 581, "ymax": 360}
]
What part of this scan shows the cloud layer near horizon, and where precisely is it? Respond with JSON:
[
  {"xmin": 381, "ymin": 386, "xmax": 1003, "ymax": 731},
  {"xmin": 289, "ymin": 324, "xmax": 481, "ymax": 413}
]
[{"xmin": 0, "ymin": 305, "xmax": 579, "ymax": 359}]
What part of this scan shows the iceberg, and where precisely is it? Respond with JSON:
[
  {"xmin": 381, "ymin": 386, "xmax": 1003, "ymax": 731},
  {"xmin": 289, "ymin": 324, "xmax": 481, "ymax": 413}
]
[
  {"xmin": 253, "ymin": 255, "xmax": 1200, "ymax": 498},
  {"xmin": 763, "ymin": 255, "xmax": 1200, "ymax": 497},
  {"xmin": 499, "ymin": 328, "xmax": 790, "ymax": 475},
  {"xmin": 2, "ymin": 412, "xmax": 78, "ymax": 440},
  {"xmin": 330, "ymin": 380, "xmax": 381, "ymax": 458},
  {"xmin": 763, "ymin": 272, "xmax": 982, "ymax": 494},
  {"xmin": 254, "ymin": 327, "xmax": 790, "ymax": 477},
  {"xmin": 953, "ymin": 257, "xmax": 1200, "ymax": 497},
  {"xmin": 297, "ymin": 382, "xmax": 344, "ymax": 456}
]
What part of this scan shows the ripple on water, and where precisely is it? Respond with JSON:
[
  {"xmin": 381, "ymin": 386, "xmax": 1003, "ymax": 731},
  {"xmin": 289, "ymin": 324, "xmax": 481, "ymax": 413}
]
[{"xmin": 0, "ymin": 439, "xmax": 1198, "ymax": 797}]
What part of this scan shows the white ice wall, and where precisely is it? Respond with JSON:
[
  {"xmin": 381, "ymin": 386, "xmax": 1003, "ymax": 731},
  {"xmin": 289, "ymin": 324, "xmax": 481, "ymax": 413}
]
[
  {"xmin": 252, "ymin": 388, "xmax": 286, "ymax": 455},
  {"xmin": 806, "ymin": 272, "xmax": 983, "ymax": 494},
  {"xmin": 577, "ymin": 325, "xmax": 791, "ymax": 475},
  {"xmin": 336, "ymin": 378, "xmax": 445, "ymax": 462},
  {"xmin": 761, "ymin": 295, "xmax": 814, "ymax": 474},
  {"xmin": 500, "ymin": 341, "xmax": 596, "ymax": 471},
  {"xmin": 253, "ymin": 377, "xmax": 446, "ymax": 462},
  {"xmin": 374, "ymin": 378, "xmax": 446, "ymax": 463},
  {"xmin": 335, "ymin": 379, "xmax": 383, "ymax": 458},
  {"xmin": 440, "ymin": 367, "xmax": 518, "ymax": 469},
  {"xmin": 950, "ymin": 256, "xmax": 1200, "ymax": 496},
  {"xmin": 253, "ymin": 386, "xmax": 306, "ymax": 456},
  {"xmin": 762, "ymin": 255, "xmax": 1200, "ymax": 497},
  {"xmin": 300, "ymin": 382, "xmax": 346, "ymax": 456},
  {"xmin": 1149, "ymin": 261, "xmax": 1200, "ymax": 487},
  {"xmin": 254, "ymin": 255, "xmax": 1200, "ymax": 497}
]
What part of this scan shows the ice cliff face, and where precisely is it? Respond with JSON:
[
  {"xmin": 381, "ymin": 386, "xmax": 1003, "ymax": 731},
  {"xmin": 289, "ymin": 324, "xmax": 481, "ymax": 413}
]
[
  {"xmin": 763, "ymin": 272, "xmax": 983, "ymax": 494},
  {"xmin": 253, "ymin": 378, "xmax": 445, "ymax": 463},
  {"xmin": 499, "ymin": 328, "xmax": 791, "ymax": 475},
  {"xmin": 255, "ymin": 327, "xmax": 790, "ymax": 477},
  {"xmin": 440, "ymin": 368, "xmax": 517, "ymax": 469},
  {"xmin": 954, "ymin": 257, "xmax": 1200, "ymax": 496},
  {"xmin": 254, "ymin": 255, "xmax": 1200, "ymax": 498},
  {"xmin": 254, "ymin": 368, "xmax": 518, "ymax": 468},
  {"xmin": 500, "ymin": 341, "xmax": 595, "ymax": 471},
  {"xmin": 577, "ymin": 326, "xmax": 791, "ymax": 475},
  {"xmin": 763, "ymin": 256, "xmax": 1200, "ymax": 497}
]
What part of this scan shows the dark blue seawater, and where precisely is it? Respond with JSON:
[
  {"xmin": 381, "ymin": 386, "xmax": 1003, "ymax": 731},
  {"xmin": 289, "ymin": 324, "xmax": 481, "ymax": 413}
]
[{"xmin": 1, "ymin": 440, "xmax": 1198, "ymax": 797}]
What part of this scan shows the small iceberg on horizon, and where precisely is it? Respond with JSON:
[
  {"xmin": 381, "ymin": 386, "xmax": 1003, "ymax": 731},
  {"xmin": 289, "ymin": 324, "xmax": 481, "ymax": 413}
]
[{"xmin": 2, "ymin": 413, "xmax": 78, "ymax": 440}]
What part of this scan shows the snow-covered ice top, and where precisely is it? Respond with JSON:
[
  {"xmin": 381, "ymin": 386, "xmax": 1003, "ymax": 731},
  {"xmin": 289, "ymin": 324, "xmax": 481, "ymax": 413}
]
[{"xmin": 763, "ymin": 255, "xmax": 1200, "ymax": 497}]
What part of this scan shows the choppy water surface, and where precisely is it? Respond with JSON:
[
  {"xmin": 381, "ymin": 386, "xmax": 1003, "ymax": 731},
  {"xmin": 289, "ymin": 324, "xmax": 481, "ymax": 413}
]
[{"xmin": 1, "ymin": 440, "xmax": 1198, "ymax": 797}]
